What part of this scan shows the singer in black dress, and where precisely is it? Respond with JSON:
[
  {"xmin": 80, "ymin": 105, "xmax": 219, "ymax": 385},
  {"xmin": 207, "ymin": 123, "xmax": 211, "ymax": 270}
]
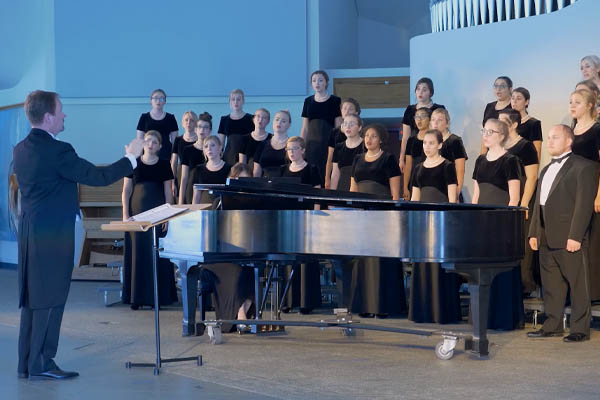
[
  {"xmin": 409, "ymin": 155, "xmax": 462, "ymax": 323},
  {"xmin": 179, "ymin": 144, "xmax": 205, "ymax": 203},
  {"xmin": 136, "ymin": 89, "xmax": 179, "ymax": 161},
  {"xmin": 499, "ymin": 109, "xmax": 541, "ymax": 293},
  {"xmin": 122, "ymin": 131, "xmax": 178, "ymax": 308},
  {"xmin": 570, "ymin": 89, "xmax": 600, "ymax": 301},
  {"xmin": 473, "ymin": 119, "xmax": 523, "ymax": 330},
  {"xmin": 218, "ymin": 90, "xmax": 254, "ymax": 165},
  {"xmin": 301, "ymin": 70, "xmax": 342, "ymax": 184},
  {"xmin": 332, "ymin": 141, "xmax": 365, "ymax": 191},
  {"xmin": 254, "ymin": 135, "xmax": 287, "ymax": 177},
  {"xmin": 348, "ymin": 124, "xmax": 406, "ymax": 316}
]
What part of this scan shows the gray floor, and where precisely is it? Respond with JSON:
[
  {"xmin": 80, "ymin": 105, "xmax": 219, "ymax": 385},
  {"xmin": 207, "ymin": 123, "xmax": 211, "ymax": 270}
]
[{"xmin": 1, "ymin": 268, "xmax": 600, "ymax": 400}]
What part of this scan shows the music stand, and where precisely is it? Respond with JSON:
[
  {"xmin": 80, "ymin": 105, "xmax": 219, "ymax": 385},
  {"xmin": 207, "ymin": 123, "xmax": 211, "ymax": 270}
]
[{"xmin": 101, "ymin": 204, "xmax": 208, "ymax": 375}]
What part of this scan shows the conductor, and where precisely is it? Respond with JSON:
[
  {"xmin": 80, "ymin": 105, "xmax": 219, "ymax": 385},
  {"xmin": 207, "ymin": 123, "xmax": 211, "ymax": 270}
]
[
  {"xmin": 527, "ymin": 125, "xmax": 599, "ymax": 342},
  {"xmin": 13, "ymin": 90, "xmax": 144, "ymax": 379}
]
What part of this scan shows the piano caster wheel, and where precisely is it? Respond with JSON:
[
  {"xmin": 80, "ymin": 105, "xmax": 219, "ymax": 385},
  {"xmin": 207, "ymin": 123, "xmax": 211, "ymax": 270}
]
[
  {"xmin": 125, "ymin": 362, "xmax": 132, "ymax": 369},
  {"xmin": 153, "ymin": 367, "xmax": 160, "ymax": 376},
  {"xmin": 435, "ymin": 336, "xmax": 458, "ymax": 360},
  {"xmin": 197, "ymin": 355, "xmax": 203, "ymax": 366},
  {"xmin": 207, "ymin": 324, "xmax": 223, "ymax": 345}
]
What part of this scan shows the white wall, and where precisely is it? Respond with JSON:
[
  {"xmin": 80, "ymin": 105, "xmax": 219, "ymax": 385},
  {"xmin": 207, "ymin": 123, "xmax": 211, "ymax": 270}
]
[{"xmin": 410, "ymin": 0, "xmax": 600, "ymax": 200}]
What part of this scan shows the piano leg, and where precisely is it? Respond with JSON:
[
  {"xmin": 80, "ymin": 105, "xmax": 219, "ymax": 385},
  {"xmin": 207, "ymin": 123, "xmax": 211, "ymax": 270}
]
[
  {"xmin": 181, "ymin": 263, "xmax": 200, "ymax": 336},
  {"xmin": 466, "ymin": 280, "xmax": 492, "ymax": 356},
  {"xmin": 442, "ymin": 263, "xmax": 514, "ymax": 358}
]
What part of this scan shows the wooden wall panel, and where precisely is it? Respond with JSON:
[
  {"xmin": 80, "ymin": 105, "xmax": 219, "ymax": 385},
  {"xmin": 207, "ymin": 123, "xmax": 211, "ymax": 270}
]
[{"xmin": 333, "ymin": 77, "xmax": 410, "ymax": 109}]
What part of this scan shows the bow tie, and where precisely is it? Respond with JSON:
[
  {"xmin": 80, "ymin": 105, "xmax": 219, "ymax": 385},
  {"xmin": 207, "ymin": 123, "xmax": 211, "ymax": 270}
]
[{"xmin": 549, "ymin": 153, "xmax": 571, "ymax": 165}]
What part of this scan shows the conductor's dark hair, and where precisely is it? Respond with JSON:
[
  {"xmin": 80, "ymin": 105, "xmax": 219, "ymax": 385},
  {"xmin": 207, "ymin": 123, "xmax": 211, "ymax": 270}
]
[
  {"xmin": 498, "ymin": 108, "xmax": 521, "ymax": 125},
  {"xmin": 415, "ymin": 77, "xmax": 434, "ymax": 96},
  {"xmin": 341, "ymin": 98, "xmax": 361, "ymax": 115},
  {"xmin": 425, "ymin": 129, "xmax": 443, "ymax": 144},
  {"xmin": 197, "ymin": 112, "xmax": 213, "ymax": 130},
  {"xmin": 495, "ymin": 76, "xmax": 513, "ymax": 88},
  {"xmin": 364, "ymin": 123, "xmax": 389, "ymax": 147},
  {"xmin": 25, "ymin": 90, "xmax": 59, "ymax": 125}
]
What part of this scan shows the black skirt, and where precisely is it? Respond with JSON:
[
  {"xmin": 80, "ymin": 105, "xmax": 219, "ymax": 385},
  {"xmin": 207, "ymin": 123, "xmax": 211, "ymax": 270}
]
[
  {"xmin": 305, "ymin": 119, "xmax": 332, "ymax": 184},
  {"xmin": 122, "ymin": 182, "xmax": 178, "ymax": 306},
  {"xmin": 201, "ymin": 263, "xmax": 255, "ymax": 333}
]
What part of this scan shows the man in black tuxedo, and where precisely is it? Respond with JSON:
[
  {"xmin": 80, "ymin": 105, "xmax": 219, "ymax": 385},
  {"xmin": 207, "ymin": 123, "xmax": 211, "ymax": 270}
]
[
  {"xmin": 528, "ymin": 124, "xmax": 599, "ymax": 342},
  {"xmin": 13, "ymin": 90, "xmax": 144, "ymax": 379}
]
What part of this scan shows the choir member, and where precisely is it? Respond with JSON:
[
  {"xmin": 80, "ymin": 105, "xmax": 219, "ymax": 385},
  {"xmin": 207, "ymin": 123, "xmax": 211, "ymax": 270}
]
[
  {"xmin": 253, "ymin": 110, "xmax": 290, "ymax": 178},
  {"xmin": 300, "ymin": 70, "xmax": 342, "ymax": 184},
  {"xmin": 136, "ymin": 88, "xmax": 179, "ymax": 161},
  {"xmin": 402, "ymin": 107, "xmax": 431, "ymax": 200},
  {"xmin": 580, "ymin": 55, "xmax": 600, "ymax": 90},
  {"xmin": 473, "ymin": 119, "xmax": 524, "ymax": 330},
  {"xmin": 348, "ymin": 124, "xmax": 406, "ymax": 317},
  {"xmin": 280, "ymin": 136, "xmax": 322, "ymax": 314},
  {"xmin": 480, "ymin": 76, "xmax": 512, "ymax": 154},
  {"xmin": 241, "ymin": 108, "xmax": 270, "ymax": 166},
  {"xmin": 191, "ymin": 135, "xmax": 232, "ymax": 204},
  {"xmin": 399, "ymin": 77, "xmax": 445, "ymax": 173},
  {"xmin": 325, "ymin": 98, "xmax": 361, "ymax": 188},
  {"xmin": 170, "ymin": 111, "xmax": 198, "ymax": 197},
  {"xmin": 199, "ymin": 162, "xmax": 255, "ymax": 333},
  {"xmin": 218, "ymin": 89, "xmax": 254, "ymax": 165},
  {"xmin": 122, "ymin": 130, "xmax": 178, "ymax": 309},
  {"xmin": 569, "ymin": 89, "xmax": 600, "ymax": 302},
  {"xmin": 281, "ymin": 136, "xmax": 322, "ymax": 187},
  {"xmin": 179, "ymin": 112, "xmax": 212, "ymax": 204},
  {"xmin": 498, "ymin": 109, "xmax": 540, "ymax": 294},
  {"xmin": 430, "ymin": 108, "xmax": 467, "ymax": 200},
  {"xmin": 528, "ymin": 125, "xmax": 599, "ymax": 342},
  {"xmin": 511, "ymin": 87, "xmax": 543, "ymax": 160},
  {"xmin": 330, "ymin": 113, "xmax": 365, "ymax": 191},
  {"xmin": 575, "ymin": 79, "xmax": 600, "ymax": 120},
  {"xmin": 409, "ymin": 129, "xmax": 462, "ymax": 324}
]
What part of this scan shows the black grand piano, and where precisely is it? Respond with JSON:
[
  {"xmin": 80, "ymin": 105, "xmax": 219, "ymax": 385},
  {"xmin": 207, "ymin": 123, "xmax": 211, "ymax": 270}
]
[{"xmin": 160, "ymin": 178, "xmax": 524, "ymax": 359}]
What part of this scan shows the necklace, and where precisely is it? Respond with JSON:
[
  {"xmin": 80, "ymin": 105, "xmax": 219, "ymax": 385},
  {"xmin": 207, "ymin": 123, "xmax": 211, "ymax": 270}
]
[
  {"xmin": 207, "ymin": 159, "xmax": 224, "ymax": 170},
  {"xmin": 272, "ymin": 135, "xmax": 288, "ymax": 148},
  {"xmin": 365, "ymin": 149, "xmax": 383, "ymax": 159},
  {"xmin": 575, "ymin": 119, "xmax": 595, "ymax": 134},
  {"xmin": 142, "ymin": 155, "xmax": 159, "ymax": 165},
  {"xmin": 505, "ymin": 135, "xmax": 521, "ymax": 149},
  {"xmin": 290, "ymin": 160, "xmax": 307, "ymax": 172},
  {"xmin": 424, "ymin": 155, "xmax": 442, "ymax": 167}
]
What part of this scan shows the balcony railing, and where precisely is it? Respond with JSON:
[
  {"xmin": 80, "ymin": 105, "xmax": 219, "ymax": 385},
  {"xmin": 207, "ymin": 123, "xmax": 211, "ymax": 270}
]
[{"xmin": 430, "ymin": 0, "xmax": 579, "ymax": 32}]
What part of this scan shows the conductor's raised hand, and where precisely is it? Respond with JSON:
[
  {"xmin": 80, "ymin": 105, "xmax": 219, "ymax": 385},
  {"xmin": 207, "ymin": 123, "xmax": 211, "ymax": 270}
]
[{"xmin": 126, "ymin": 138, "xmax": 144, "ymax": 158}]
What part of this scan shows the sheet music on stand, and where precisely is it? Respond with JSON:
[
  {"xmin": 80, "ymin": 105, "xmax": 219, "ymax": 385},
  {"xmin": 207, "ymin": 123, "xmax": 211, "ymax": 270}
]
[{"xmin": 129, "ymin": 203, "xmax": 188, "ymax": 225}]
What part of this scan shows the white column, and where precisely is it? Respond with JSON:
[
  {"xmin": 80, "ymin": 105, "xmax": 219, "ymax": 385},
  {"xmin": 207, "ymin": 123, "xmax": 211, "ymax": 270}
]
[
  {"xmin": 453, "ymin": 0, "xmax": 459, "ymax": 30},
  {"xmin": 544, "ymin": 0, "xmax": 553, "ymax": 13},
  {"xmin": 487, "ymin": 0, "xmax": 495, "ymax": 22},
  {"xmin": 466, "ymin": 0, "xmax": 473, "ymax": 26},
  {"xmin": 473, "ymin": 0, "xmax": 481, "ymax": 24},
  {"xmin": 514, "ymin": 0, "xmax": 522, "ymax": 18},
  {"xmin": 495, "ymin": 0, "xmax": 504, "ymax": 20},
  {"xmin": 446, "ymin": 0, "xmax": 453, "ymax": 30},
  {"xmin": 557, "ymin": 0, "xmax": 565, "ymax": 9},
  {"xmin": 479, "ymin": 0, "xmax": 487, "ymax": 23},
  {"xmin": 505, "ymin": 0, "xmax": 513, "ymax": 19},
  {"xmin": 459, "ymin": 0, "xmax": 466, "ymax": 28},
  {"xmin": 524, "ymin": 0, "xmax": 532, "ymax": 17},
  {"xmin": 533, "ymin": 0, "xmax": 541, "ymax": 15}
]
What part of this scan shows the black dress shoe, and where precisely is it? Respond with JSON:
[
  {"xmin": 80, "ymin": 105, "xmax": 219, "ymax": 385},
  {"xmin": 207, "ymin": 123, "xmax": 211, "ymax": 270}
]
[
  {"xmin": 29, "ymin": 368, "xmax": 79, "ymax": 380},
  {"xmin": 563, "ymin": 333, "xmax": 589, "ymax": 342},
  {"xmin": 17, "ymin": 372, "xmax": 28, "ymax": 379},
  {"xmin": 527, "ymin": 329, "xmax": 563, "ymax": 338}
]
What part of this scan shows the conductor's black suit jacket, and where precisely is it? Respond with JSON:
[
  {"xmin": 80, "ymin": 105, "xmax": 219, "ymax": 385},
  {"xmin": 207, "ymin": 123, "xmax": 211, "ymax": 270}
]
[
  {"xmin": 13, "ymin": 128, "xmax": 133, "ymax": 309},
  {"xmin": 529, "ymin": 154, "xmax": 599, "ymax": 248}
]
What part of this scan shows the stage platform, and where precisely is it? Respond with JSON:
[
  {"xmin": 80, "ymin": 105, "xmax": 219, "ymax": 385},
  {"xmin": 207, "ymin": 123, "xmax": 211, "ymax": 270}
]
[{"xmin": 1, "ymin": 268, "xmax": 599, "ymax": 400}]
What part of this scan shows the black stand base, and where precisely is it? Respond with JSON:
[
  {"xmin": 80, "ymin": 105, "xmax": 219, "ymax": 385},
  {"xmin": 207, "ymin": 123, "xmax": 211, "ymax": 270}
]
[{"xmin": 125, "ymin": 356, "xmax": 203, "ymax": 376}]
